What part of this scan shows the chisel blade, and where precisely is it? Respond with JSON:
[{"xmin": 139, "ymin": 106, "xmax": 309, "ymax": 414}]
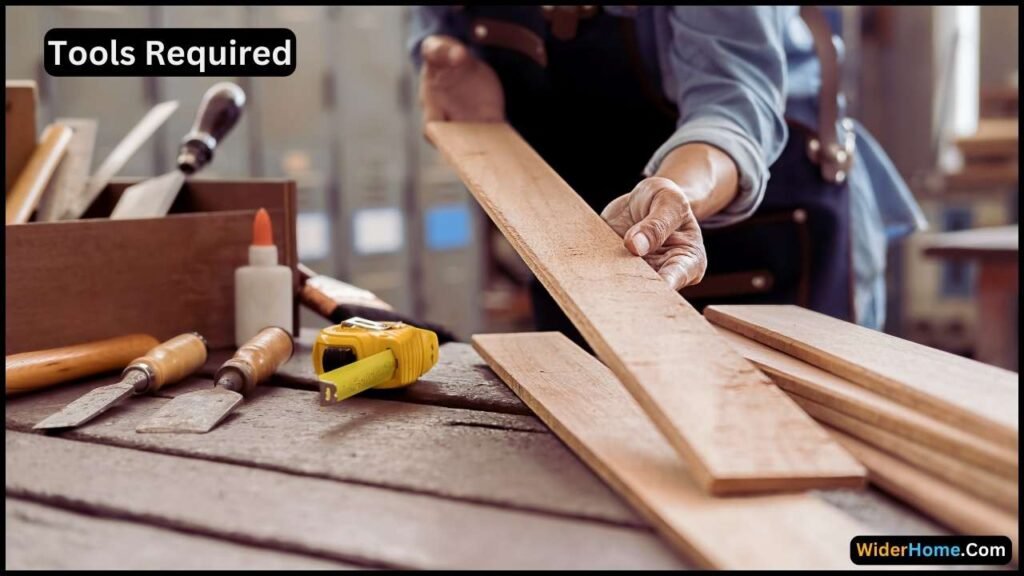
[
  {"xmin": 108, "ymin": 170, "xmax": 187, "ymax": 220},
  {"xmin": 33, "ymin": 382, "xmax": 135, "ymax": 430},
  {"xmin": 135, "ymin": 387, "xmax": 243, "ymax": 434}
]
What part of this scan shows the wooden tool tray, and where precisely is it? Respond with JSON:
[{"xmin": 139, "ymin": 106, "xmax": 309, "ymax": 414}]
[{"xmin": 5, "ymin": 178, "xmax": 299, "ymax": 354}]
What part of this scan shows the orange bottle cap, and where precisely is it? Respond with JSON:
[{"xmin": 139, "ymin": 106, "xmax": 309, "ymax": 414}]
[{"xmin": 253, "ymin": 208, "xmax": 274, "ymax": 246}]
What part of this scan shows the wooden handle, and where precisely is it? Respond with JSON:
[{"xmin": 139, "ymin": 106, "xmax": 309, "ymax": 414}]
[
  {"xmin": 133, "ymin": 332, "xmax": 209, "ymax": 391},
  {"xmin": 6, "ymin": 123, "xmax": 73, "ymax": 225},
  {"xmin": 216, "ymin": 327, "xmax": 293, "ymax": 394},
  {"xmin": 5, "ymin": 334, "xmax": 160, "ymax": 395}
]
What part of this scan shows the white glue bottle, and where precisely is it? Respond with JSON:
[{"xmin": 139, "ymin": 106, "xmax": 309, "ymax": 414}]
[{"xmin": 235, "ymin": 208, "xmax": 293, "ymax": 347}]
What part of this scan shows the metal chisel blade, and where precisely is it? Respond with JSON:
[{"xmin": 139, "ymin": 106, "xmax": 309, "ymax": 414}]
[
  {"xmin": 33, "ymin": 382, "xmax": 135, "ymax": 430},
  {"xmin": 135, "ymin": 388, "xmax": 243, "ymax": 434},
  {"xmin": 109, "ymin": 170, "xmax": 187, "ymax": 220}
]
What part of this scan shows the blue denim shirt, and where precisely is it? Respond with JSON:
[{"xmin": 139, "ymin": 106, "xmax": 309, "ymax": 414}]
[{"xmin": 409, "ymin": 6, "xmax": 926, "ymax": 329}]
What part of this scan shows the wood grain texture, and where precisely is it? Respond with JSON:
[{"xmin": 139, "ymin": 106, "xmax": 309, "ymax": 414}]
[
  {"xmin": 6, "ymin": 123, "xmax": 72, "ymax": 224},
  {"xmin": 473, "ymin": 332, "xmax": 868, "ymax": 569},
  {"xmin": 5, "ymin": 334, "xmax": 160, "ymax": 395},
  {"xmin": 4, "ymin": 377, "xmax": 640, "ymax": 527},
  {"xmin": 705, "ymin": 305, "xmax": 1019, "ymax": 448},
  {"xmin": 792, "ymin": 396, "xmax": 1018, "ymax": 512},
  {"xmin": 716, "ymin": 326, "xmax": 1018, "ymax": 479},
  {"xmin": 5, "ymin": 81, "xmax": 37, "ymax": 193},
  {"xmin": 5, "ymin": 499, "xmax": 350, "ymax": 570},
  {"xmin": 429, "ymin": 122, "xmax": 863, "ymax": 494},
  {"xmin": 5, "ymin": 432, "xmax": 685, "ymax": 570},
  {"xmin": 35, "ymin": 118, "xmax": 97, "ymax": 222},
  {"xmin": 6, "ymin": 180, "xmax": 298, "ymax": 354},
  {"xmin": 828, "ymin": 428, "xmax": 1018, "ymax": 563}
]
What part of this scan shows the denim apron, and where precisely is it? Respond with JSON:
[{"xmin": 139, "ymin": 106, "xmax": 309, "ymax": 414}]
[{"xmin": 463, "ymin": 7, "xmax": 854, "ymax": 345}]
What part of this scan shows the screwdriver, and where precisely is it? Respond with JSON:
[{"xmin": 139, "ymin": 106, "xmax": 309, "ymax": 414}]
[
  {"xmin": 136, "ymin": 326, "xmax": 293, "ymax": 434},
  {"xmin": 33, "ymin": 332, "xmax": 208, "ymax": 430}
]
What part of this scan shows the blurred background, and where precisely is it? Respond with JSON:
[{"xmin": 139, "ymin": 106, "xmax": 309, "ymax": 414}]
[{"xmin": 5, "ymin": 5, "xmax": 1019, "ymax": 364}]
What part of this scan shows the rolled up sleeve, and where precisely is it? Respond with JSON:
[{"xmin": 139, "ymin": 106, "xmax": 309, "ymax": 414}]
[{"xmin": 646, "ymin": 7, "xmax": 790, "ymax": 228}]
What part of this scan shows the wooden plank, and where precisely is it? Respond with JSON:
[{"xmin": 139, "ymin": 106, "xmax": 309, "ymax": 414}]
[
  {"xmin": 428, "ymin": 122, "xmax": 864, "ymax": 495},
  {"xmin": 704, "ymin": 304, "xmax": 1018, "ymax": 448},
  {"xmin": 792, "ymin": 396, "xmax": 1018, "ymax": 512},
  {"xmin": 827, "ymin": 428, "xmax": 1018, "ymax": 563},
  {"xmin": 715, "ymin": 326, "xmax": 1017, "ymax": 479},
  {"xmin": 5, "ymin": 432, "xmax": 685, "ymax": 570},
  {"xmin": 4, "ymin": 377, "xmax": 641, "ymax": 527},
  {"xmin": 472, "ymin": 332, "xmax": 868, "ymax": 569},
  {"xmin": 5, "ymin": 499, "xmax": 350, "ymax": 570},
  {"xmin": 5, "ymin": 80, "xmax": 37, "ymax": 193},
  {"xmin": 271, "ymin": 342, "xmax": 530, "ymax": 415}
]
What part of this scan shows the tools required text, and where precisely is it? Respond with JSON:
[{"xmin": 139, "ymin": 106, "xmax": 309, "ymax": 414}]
[{"xmin": 44, "ymin": 28, "xmax": 296, "ymax": 77}]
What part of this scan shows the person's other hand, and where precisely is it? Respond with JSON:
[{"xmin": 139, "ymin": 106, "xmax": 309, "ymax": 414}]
[
  {"xmin": 601, "ymin": 177, "xmax": 707, "ymax": 291},
  {"xmin": 419, "ymin": 35, "xmax": 504, "ymax": 131}
]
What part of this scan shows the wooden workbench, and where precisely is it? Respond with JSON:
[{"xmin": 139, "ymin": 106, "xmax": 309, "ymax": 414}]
[{"xmin": 6, "ymin": 338, "xmax": 949, "ymax": 569}]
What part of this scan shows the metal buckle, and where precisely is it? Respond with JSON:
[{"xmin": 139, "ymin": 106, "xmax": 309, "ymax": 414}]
[{"xmin": 806, "ymin": 118, "xmax": 856, "ymax": 185}]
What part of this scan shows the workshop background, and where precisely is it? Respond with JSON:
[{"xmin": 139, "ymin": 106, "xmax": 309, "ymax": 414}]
[{"xmin": 5, "ymin": 5, "xmax": 1019, "ymax": 360}]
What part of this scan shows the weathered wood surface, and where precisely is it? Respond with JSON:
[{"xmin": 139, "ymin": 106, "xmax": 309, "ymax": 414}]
[
  {"xmin": 429, "ymin": 121, "xmax": 863, "ymax": 495},
  {"xmin": 716, "ymin": 326, "xmax": 1017, "ymax": 479},
  {"xmin": 830, "ymin": 429, "xmax": 1019, "ymax": 562},
  {"xmin": 5, "ymin": 499, "xmax": 350, "ymax": 570},
  {"xmin": 6, "ymin": 432, "xmax": 684, "ymax": 570},
  {"xmin": 269, "ymin": 342, "xmax": 530, "ymax": 415},
  {"xmin": 474, "ymin": 332, "xmax": 867, "ymax": 569},
  {"xmin": 793, "ymin": 396, "xmax": 1018, "ymax": 512},
  {"xmin": 5, "ymin": 374, "xmax": 640, "ymax": 526},
  {"xmin": 705, "ymin": 304, "xmax": 1019, "ymax": 448}
]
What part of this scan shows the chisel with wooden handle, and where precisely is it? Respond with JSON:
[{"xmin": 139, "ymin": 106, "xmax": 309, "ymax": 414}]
[
  {"xmin": 110, "ymin": 83, "xmax": 245, "ymax": 220},
  {"xmin": 137, "ymin": 326, "xmax": 293, "ymax": 434},
  {"xmin": 6, "ymin": 123, "xmax": 73, "ymax": 224},
  {"xmin": 6, "ymin": 334, "xmax": 160, "ymax": 396},
  {"xmin": 34, "ymin": 333, "xmax": 209, "ymax": 430}
]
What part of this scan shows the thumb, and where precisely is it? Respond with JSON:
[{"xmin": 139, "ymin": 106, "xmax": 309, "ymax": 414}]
[
  {"xmin": 421, "ymin": 35, "xmax": 469, "ymax": 69},
  {"xmin": 624, "ymin": 187, "xmax": 690, "ymax": 257}
]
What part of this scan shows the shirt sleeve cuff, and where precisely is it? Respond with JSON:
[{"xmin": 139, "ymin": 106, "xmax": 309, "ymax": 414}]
[{"xmin": 644, "ymin": 117, "xmax": 770, "ymax": 229}]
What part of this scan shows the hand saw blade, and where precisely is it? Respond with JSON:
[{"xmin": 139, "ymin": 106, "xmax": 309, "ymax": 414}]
[
  {"xmin": 135, "ymin": 387, "xmax": 243, "ymax": 434},
  {"xmin": 33, "ymin": 382, "xmax": 135, "ymax": 430}
]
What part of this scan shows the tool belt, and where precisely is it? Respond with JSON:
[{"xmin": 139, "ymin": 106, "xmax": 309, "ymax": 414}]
[{"xmin": 462, "ymin": 5, "xmax": 856, "ymax": 185}]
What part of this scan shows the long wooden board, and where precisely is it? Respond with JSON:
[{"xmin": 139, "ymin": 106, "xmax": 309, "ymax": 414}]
[
  {"xmin": 4, "ymin": 376, "xmax": 640, "ymax": 527},
  {"xmin": 6, "ymin": 499, "xmax": 350, "ymax": 570},
  {"xmin": 6, "ymin": 432, "xmax": 685, "ymax": 570},
  {"xmin": 827, "ymin": 429, "xmax": 1018, "ymax": 564},
  {"xmin": 793, "ymin": 396, "xmax": 1018, "ymax": 512},
  {"xmin": 705, "ymin": 305, "xmax": 1018, "ymax": 448},
  {"xmin": 429, "ymin": 122, "xmax": 863, "ymax": 494},
  {"xmin": 473, "ymin": 332, "xmax": 867, "ymax": 569},
  {"xmin": 716, "ymin": 326, "xmax": 1017, "ymax": 479}
]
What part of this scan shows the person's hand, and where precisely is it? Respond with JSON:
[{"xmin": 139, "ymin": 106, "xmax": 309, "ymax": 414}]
[
  {"xmin": 419, "ymin": 35, "xmax": 504, "ymax": 130},
  {"xmin": 601, "ymin": 177, "xmax": 707, "ymax": 291}
]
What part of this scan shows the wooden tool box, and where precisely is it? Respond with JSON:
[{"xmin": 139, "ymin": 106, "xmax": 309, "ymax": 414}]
[{"xmin": 5, "ymin": 179, "xmax": 299, "ymax": 354}]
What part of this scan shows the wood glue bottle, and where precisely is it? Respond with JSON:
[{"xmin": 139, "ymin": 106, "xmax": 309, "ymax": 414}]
[{"xmin": 235, "ymin": 208, "xmax": 293, "ymax": 347}]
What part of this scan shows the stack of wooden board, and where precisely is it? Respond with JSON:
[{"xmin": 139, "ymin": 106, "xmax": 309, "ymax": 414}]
[{"xmin": 706, "ymin": 304, "xmax": 1018, "ymax": 556}]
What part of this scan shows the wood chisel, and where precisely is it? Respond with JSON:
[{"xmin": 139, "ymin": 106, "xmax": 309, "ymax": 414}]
[
  {"xmin": 33, "ymin": 332, "xmax": 208, "ymax": 430},
  {"xmin": 6, "ymin": 334, "xmax": 160, "ymax": 396},
  {"xmin": 137, "ymin": 326, "xmax": 293, "ymax": 434},
  {"xmin": 313, "ymin": 318, "xmax": 439, "ymax": 404},
  {"xmin": 70, "ymin": 100, "xmax": 178, "ymax": 219},
  {"xmin": 35, "ymin": 118, "xmax": 97, "ymax": 222},
  {"xmin": 110, "ymin": 82, "xmax": 246, "ymax": 220},
  {"xmin": 5, "ymin": 123, "xmax": 73, "ymax": 224}
]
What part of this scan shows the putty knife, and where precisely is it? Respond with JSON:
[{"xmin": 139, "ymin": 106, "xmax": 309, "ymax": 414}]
[{"xmin": 110, "ymin": 82, "xmax": 245, "ymax": 220}]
